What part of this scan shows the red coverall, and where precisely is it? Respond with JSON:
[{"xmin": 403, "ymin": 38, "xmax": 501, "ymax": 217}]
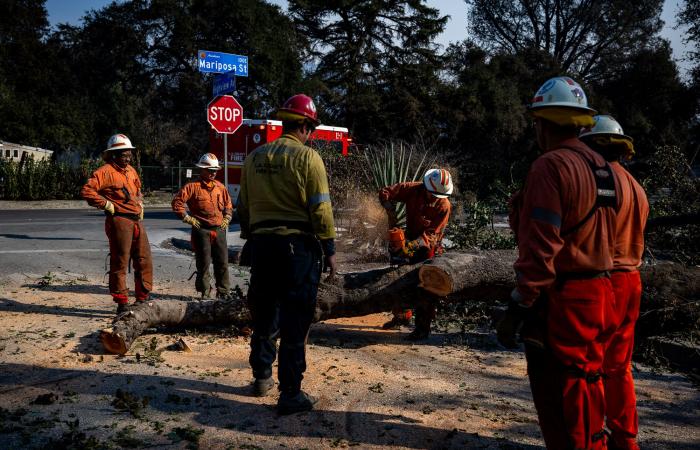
[
  {"xmin": 604, "ymin": 162, "xmax": 649, "ymax": 450},
  {"xmin": 81, "ymin": 162, "xmax": 153, "ymax": 304},
  {"xmin": 379, "ymin": 182, "xmax": 451, "ymax": 328},
  {"xmin": 511, "ymin": 138, "xmax": 618, "ymax": 450}
]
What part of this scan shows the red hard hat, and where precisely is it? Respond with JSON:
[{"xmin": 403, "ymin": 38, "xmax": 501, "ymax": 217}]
[{"xmin": 277, "ymin": 94, "xmax": 321, "ymax": 126}]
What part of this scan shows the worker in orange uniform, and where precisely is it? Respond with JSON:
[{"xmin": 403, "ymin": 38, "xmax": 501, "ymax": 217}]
[
  {"xmin": 379, "ymin": 168, "xmax": 452, "ymax": 340},
  {"xmin": 172, "ymin": 153, "xmax": 233, "ymax": 299},
  {"xmin": 238, "ymin": 94, "xmax": 336, "ymax": 415},
  {"xmin": 580, "ymin": 115, "xmax": 649, "ymax": 450},
  {"xmin": 497, "ymin": 77, "xmax": 618, "ymax": 450},
  {"xmin": 81, "ymin": 134, "xmax": 153, "ymax": 314}
]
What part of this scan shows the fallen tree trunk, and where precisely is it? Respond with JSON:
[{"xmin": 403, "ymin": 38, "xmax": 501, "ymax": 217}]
[
  {"xmin": 100, "ymin": 250, "xmax": 699, "ymax": 355},
  {"xmin": 101, "ymin": 250, "xmax": 516, "ymax": 354}
]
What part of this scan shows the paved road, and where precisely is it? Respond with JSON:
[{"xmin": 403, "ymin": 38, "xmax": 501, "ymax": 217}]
[{"xmin": 0, "ymin": 208, "xmax": 244, "ymax": 290}]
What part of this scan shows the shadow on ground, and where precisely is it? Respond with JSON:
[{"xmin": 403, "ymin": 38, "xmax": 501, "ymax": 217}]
[{"xmin": 0, "ymin": 362, "xmax": 544, "ymax": 449}]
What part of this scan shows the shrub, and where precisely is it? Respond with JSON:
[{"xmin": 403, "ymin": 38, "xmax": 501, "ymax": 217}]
[{"xmin": 0, "ymin": 156, "xmax": 99, "ymax": 200}]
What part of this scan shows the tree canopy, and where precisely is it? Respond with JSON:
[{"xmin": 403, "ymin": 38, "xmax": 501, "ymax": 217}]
[{"xmin": 0, "ymin": 0, "xmax": 696, "ymax": 198}]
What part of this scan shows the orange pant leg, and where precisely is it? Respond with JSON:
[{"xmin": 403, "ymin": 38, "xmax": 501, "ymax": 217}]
[
  {"xmin": 604, "ymin": 271, "xmax": 641, "ymax": 450},
  {"xmin": 540, "ymin": 277, "xmax": 614, "ymax": 450},
  {"xmin": 131, "ymin": 221, "xmax": 153, "ymax": 300}
]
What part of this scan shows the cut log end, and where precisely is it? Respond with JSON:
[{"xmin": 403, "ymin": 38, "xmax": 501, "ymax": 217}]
[
  {"xmin": 418, "ymin": 265, "xmax": 453, "ymax": 297},
  {"xmin": 100, "ymin": 328, "xmax": 128, "ymax": 355}
]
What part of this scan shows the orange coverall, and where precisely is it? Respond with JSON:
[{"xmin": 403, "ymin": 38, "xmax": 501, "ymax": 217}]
[
  {"xmin": 379, "ymin": 182, "xmax": 451, "ymax": 329},
  {"xmin": 81, "ymin": 162, "xmax": 152, "ymax": 303},
  {"xmin": 378, "ymin": 182, "xmax": 451, "ymax": 256},
  {"xmin": 511, "ymin": 138, "xmax": 618, "ymax": 450},
  {"xmin": 604, "ymin": 162, "xmax": 649, "ymax": 450},
  {"xmin": 172, "ymin": 180, "xmax": 233, "ymax": 296}
]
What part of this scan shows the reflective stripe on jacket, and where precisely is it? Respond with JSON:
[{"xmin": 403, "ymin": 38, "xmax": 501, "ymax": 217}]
[
  {"xmin": 513, "ymin": 138, "xmax": 617, "ymax": 306},
  {"xmin": 610, "ymin": 162, "xmax": 649, "ymax": 270},
  {"xmin": 379, "ymin": 181, "xmax": 451, "ymax": 251},
  {"xmin": 172, "ymin": 179, "xmax": 233, "ymax": 228},
  {"xmin": 80, "ymin": 162, "xmax": 143, "ymax": 215},
  {"xmin": 238, "ymin": 134, "xmax": 335, "ymax": 239}
]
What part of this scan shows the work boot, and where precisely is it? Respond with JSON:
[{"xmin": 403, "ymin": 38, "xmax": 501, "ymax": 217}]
[
  {"xmin": 277, "ymin": 390, "xmax": 318, "ymax": 415},
  {"xmin": 405, "ymin": 328, "xmax": 430, "ymax": 341},
  {"xmin": 252, "ymin": 377, "xmax": 275, "ymax": 397},
  {"xmin": 381, "ymin": 315, "xmax": 411, "ymax": 330},
  {"xmin": 116, "ymin": 303, "xmax": 130, "ymax": 315}
]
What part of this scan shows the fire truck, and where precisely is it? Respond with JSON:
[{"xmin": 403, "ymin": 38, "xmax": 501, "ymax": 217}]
[{"xmin": 209, "ymin": 119, "xmax": 351, "ymax": 201}]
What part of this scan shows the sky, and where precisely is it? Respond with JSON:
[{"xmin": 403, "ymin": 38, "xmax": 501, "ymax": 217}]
[{"xmin": 45, "ymin": 0, "xmax": 692, "ymax": 75}]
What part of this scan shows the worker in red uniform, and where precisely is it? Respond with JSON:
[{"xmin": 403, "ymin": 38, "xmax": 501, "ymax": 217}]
[
  {"xmin": 497, "ymin": 77, "xmax": 618, "ymax": 450},
  {"xmin": 379, "ymin": 168, "xmax": 452, "ymax": 340},
  {"xmin": 172, "ymin": 153, "xmax": 233, "ymax": 299},
  {"xmin": 81, "ymin": 134, "xmax": 153, "ymax": 314},
  {"xmin": 580, "ymin": 115, "xmax": 649, "ymax": 450}
]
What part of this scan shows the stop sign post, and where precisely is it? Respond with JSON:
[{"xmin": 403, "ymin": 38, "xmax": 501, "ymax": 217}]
[{"xmin": 207, "ymin": 95, "xmax": 244, "ymax": 190}]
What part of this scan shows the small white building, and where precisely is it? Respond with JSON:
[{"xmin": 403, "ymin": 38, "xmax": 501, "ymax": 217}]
[{"xmin": 0, "ymin": 141, "xmax": 54, "ymax": 162}]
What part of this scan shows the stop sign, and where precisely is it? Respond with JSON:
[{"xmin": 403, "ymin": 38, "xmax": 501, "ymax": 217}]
[{"xmin": 207, "ymin": 95, "xmax": 243, "ymax": 134}]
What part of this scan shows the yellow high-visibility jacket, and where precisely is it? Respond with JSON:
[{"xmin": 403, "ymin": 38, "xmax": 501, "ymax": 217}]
[{"xmin": 238, "ymin": 134, "xmax": 335, "ymax": 240}]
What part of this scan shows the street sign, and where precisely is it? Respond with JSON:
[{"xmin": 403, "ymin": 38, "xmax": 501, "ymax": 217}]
[
  {"xmin": 186, "ymin": 169, "xmax": 192, "ymax": 178},
  {"xmin": 207, "ymin": 95, "xmax": 243, "ymax": 134},
  {"xmin": 213, "ymin": 71, "xmax": 237, "ymax": 97},
  {"xmin": 198, "ymin": 50, "xmax": 248, "ymax": 76}
]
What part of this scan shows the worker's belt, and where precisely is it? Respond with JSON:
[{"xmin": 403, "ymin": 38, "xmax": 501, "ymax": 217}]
[
  {"xmin": 250, "ymin": 219, "xmax": 312, "ymax": 233},
  {"xmin": 110, "ymin": 212, "xmax": 140, "ymax": 221},
  {"xmin": 555, "ymin": 270, "xmax": 609, "ymax": 290},
  {"xmin": 610, "ymin": 268, "xmax": 638, "ymax": 274},
  {"xmin": 557, "ymin": 270, "xmax": 610, "ymax": 281}
]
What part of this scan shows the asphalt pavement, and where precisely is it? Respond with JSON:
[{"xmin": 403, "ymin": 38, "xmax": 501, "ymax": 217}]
[{"xmin": 0, "ymin": 207, "xmax": 244, "ymax": 290}]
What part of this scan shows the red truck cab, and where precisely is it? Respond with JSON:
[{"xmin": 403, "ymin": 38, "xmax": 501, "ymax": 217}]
[{"xmin": 209, "ymin": 119, "xmax": 351, "ymax": 201}]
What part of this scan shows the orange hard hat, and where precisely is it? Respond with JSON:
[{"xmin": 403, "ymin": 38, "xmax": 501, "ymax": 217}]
[{"xmin": 277, "ymin": 94, "xmax": 321, "ymax": 126}]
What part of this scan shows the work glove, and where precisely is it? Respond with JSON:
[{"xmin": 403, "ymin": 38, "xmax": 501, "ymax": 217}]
[
  {"xmin": 380, "ymin": 200, "xmax": 395, "ymax": 211},
  {"xmin": 219, "ymin": 216, "xmax": 231, "ymax": 231},
  {"xmin": 404, "ymin": 239, "xmax": 422, "ymax": 257},
  {"xmin": 102, "ymin": 200, "xmax": 115, "ymax": 215},
  {"xmin": 183, "ymin": 214, "xmax": 201, "ymax": 229}
]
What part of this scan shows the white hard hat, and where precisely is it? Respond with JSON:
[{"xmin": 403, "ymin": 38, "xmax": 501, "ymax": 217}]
[
  {"xmin": 105, "ymin": 134, "xmax": 136, "ymax": 153},
  {"xmin": 579, "ymin": 115, "xmax": 633, "ymax": 141},
  {"xmin": 530, "ymin": 77, "xmax": 596, "ymax": 113},
  {"xmin": 196, "ymin": 153, "xmax": 221, "ymax": 169},
  {"xmin": 423, "ymin": 169, "xmax": 453, "ymax": 198}
]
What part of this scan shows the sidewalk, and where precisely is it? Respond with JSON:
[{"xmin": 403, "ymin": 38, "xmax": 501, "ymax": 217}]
[{"xmin": 0, "ymin": 198, "xmax": 172, "ymax": 210}]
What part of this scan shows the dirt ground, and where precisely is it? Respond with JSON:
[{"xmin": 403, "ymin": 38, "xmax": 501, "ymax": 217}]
[{"xmin": 1, "ymin": 267, "xmax": 698, "ymax": 450}]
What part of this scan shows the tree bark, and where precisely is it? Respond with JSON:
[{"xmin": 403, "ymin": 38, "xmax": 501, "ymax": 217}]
[
  {"xmin": 100, "ymin": 249, "xmax": 698, "ymax": 355},
  {"xmin": 101, "ymin": 250, "xmax": 517, "ymax": 354}
]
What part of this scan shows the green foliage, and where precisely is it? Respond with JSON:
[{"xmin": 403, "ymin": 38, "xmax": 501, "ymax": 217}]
[
  {"xmin": 289, "ymin": 0, "xmax": 447, "ymax": 142},
  {"xmin": 0, "ymin": 157, "xmax": 99, "ymax": 200},
  {"xmin": 468, "ymin": 0, "xmax": 663, "ymax": 80},
  {"xmin": 362, "ymin": 141, "xmax": 432, "ymax": 226},
  {"xmin": 641, "ymin": 146, "xmax": 700, "ymax": 265},
  {"xmin": 443, "ymin": 200, "xmax": 515, "ymax": 251}
]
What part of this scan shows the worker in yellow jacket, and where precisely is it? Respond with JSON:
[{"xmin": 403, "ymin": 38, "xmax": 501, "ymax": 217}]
[{"xmin": 238, "ymin": 94, "xmax": 336, "ymax": 415}]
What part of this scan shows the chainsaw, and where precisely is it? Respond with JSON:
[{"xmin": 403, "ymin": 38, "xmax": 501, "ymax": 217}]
[{"xmin": 387, "ymin": 227, "xmax": 420, "ymax": 265}]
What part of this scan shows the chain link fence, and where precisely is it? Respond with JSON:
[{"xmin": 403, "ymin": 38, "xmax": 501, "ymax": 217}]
[{"xmin": 138, "ymin": 165, "xmax": 199, "ymax": 194}]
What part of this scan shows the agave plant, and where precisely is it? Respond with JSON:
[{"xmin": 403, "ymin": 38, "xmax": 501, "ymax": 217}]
[{"xmin": 362, "ymin": 141, "xmax": 432, "ymax": 227}]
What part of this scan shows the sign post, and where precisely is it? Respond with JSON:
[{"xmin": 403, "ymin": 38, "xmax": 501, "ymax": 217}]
[{"xmin": 206, "ymin": 95, "xmax": 244, "ymax": 191}]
